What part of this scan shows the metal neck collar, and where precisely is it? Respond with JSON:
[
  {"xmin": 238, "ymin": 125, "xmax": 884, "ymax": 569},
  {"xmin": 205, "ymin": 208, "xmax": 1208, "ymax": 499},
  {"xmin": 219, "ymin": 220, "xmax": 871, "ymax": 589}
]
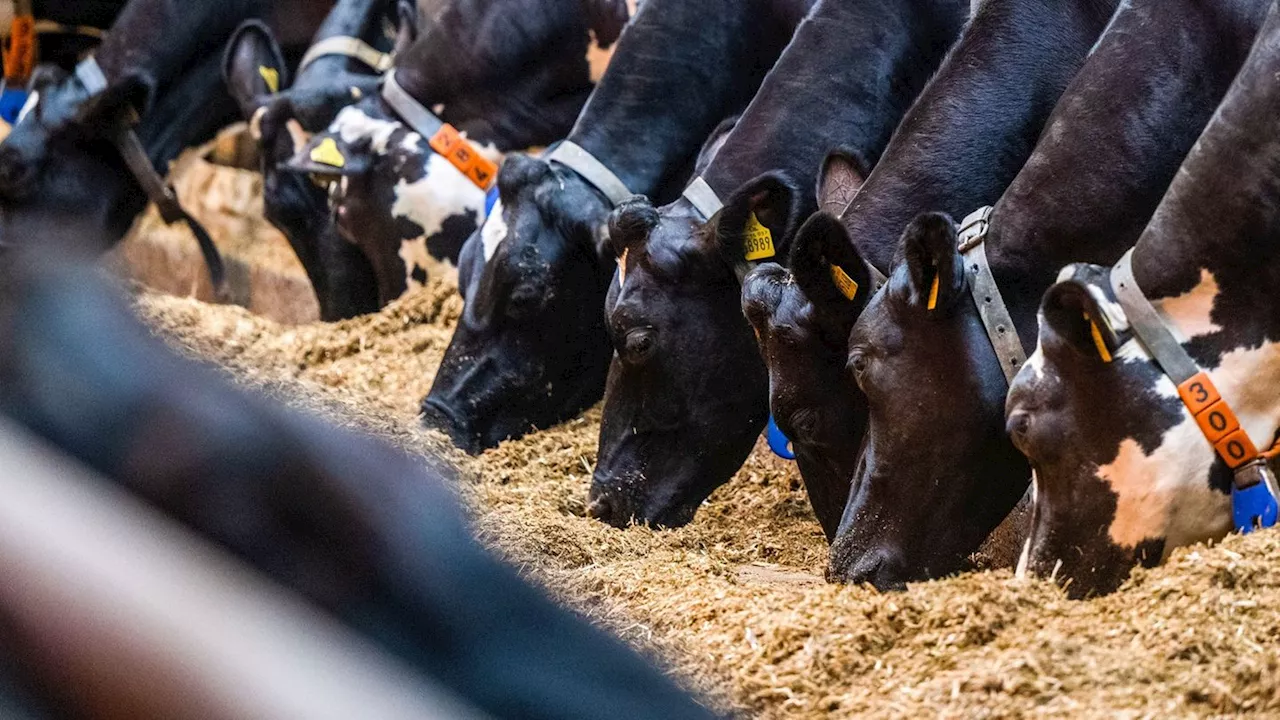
[
  {"xmin": 381, "ymin": 71, "xmax": 496, "ymax": 189},
  {"xmin": 299, "ymin": 35, "xmax": 393, "ymax": 75},
  {"xmin": 73, "ymin": 56, "xmax": 227, "ymax": 298},
  {"xmin": 955, "ymin": 206, "xmax": 1027, "ymax": 385},
  {"xmin": 545, "ymin": 140, "xmax": 632, "ymax": 207}
]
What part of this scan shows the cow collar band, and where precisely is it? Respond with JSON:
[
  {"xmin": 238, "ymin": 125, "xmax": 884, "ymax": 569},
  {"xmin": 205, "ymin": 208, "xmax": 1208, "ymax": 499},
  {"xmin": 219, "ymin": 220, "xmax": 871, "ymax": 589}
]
[
  {"xmin": 381, "ymin": 71, "xmax": 496, "ymax": 190},
  {"xmin": 954, "ymin": 206, "xmax": 1027, "ymax": 385},
  {"xmin": 545, "ymin": 141, "xmax": 632, "ymax": 207},
  {"xmin": 299, "ymin": 36, "xmax": 393, "ymax": 74},
  {"xmin": 1109, "ymin": 249, "xmax": 1279, "ymax": 532},
  {"xmin": 74, "ymin": 56, "xmax": 228, "ymax": 299}
]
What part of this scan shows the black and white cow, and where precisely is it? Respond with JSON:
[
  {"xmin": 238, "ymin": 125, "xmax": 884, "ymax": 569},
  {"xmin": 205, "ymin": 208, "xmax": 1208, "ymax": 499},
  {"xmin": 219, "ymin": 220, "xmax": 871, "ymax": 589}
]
[
  {"xmin": 224, "ymin": 0, "xmax": 409, "ymax": 320},
  {"xmin": 0, "ymin": 246, "xmax": 718, "ymax": 720},
  {"xmin": 420, "ymin": 0, "xmax": 815, "ymax": 455},
  {"xmin": 824, "ymin": 0, "xmax": 1270, "ymax": 589},
  {"xmin": 588, "ymin": 0, "xmax": 967, "ymax": 529},
  {"xmin": 1006, "ymin": 0, "xmax": 1280, "ymax": 598},
  {"xmin": 743, "ymin": 0, "xmax": 1120, "ymax": 570},
  {"xmin": 284, "ymin": 0, "xmax": 631, "ymax": 309},
  {"xmin": 0, "ymin": 0, "xmax": 328, "ymax": 273}
]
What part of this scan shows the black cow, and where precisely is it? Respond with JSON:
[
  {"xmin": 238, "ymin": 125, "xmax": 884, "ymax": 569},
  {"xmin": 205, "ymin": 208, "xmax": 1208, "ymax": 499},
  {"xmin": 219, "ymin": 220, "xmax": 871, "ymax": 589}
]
[
  {"xmin": 588, "ymin": 0, "xmax": 967, "ymax": 529},
  {"xmin": 283, "ymin": 0, "xmax": 631, "ymax": 310},
  {"xmin": 421, "ymin": 0, "xmax": 815, "ymax": 455},
  {"xmin": 739, "ymin": 0, "xmax": 1118, "ymax": 575},
  {"xmin": 0, "ymin": 0, "xmax": 328, "ymax": 280},
  {"xmin": 0, "ymin": 245, "xmax": 719, "ymax": 720},
  {"xmin": 828, "ymin": 0, "xmax": 1270, "ymax": 589},
  {"xmin": 1006, "ymin": 0, "xmax": 1280, "ymax": 598},
  {"xmin": 224, "ymin": 0, "xmax": 409, "ymax": 320}
]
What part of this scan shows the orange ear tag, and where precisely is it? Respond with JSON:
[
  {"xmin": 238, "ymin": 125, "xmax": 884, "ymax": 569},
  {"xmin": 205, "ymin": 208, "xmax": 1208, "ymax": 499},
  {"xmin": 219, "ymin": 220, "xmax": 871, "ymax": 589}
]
[
  {"xmin": 830, "ymin": 264, "xmax": 858, "ymax": 301},
  {"xmin": 926, "ymin": 272, "xmax": 940, "ymax": 311},
  {"xmin": 742, "ymin": 213, "xmax": 775, "ymax": 261},
  {"xmin": 4, "ymin": 15, "xmax": 35, "ymax": 85},
  {"xmin": 1085, "ymin": 313, "xmax": 1112, "ymax": 363},
  {"xmin": 617, "ymin": 247, "xmax": 628, "ymax": 286},
  {"xmin": 430, "ymin": 124, "xmax": 498, "ymax": 190}
]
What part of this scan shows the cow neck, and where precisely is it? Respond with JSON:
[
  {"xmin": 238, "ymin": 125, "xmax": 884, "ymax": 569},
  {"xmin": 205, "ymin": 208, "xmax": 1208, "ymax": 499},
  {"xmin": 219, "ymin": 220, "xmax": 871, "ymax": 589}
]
[
  {"xmin": 840, "ymin": 0, "xmax": 1119, "ymax": 277},
  {"xmin": 381, "ymin": 72, "xmax": 497, "ymax": 190},
  {"xmin": 297, "ymin": 0, "xmax": 396, "ymax": 77},
  {"xmin": 980, "ymin": 0, "xmax": 1268, "ymax": 349},
  {"xmin": 566, "ymin": 0, "xmax": 800, "ymax": 197}
]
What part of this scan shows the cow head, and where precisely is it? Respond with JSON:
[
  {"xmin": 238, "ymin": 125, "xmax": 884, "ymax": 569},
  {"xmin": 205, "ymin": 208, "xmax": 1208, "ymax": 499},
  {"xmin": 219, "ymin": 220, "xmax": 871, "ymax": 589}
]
[
  {"xmin": 421, "ymin": 153, "xmax": 613, "ymax": 454},
  {"xmin": 740, "ymin": 154, "xmax": 870, "ymax": 541},
  {"xmin": 285, "ymin": 0, "xmax": 630, "ymax": 306},
  {"xmin": 827, "ymin": 212, "xmax": 1028, "ymax": 588},
  {"xmin": 223, "ymin": 7, "xmax": 414, "ymax": 319},
  {"xmin": 1006, "ymin": 264, "xmax": 1242, "ymax": 598},
  {"xmin": 588, "ymin": 173, "xmax": 803, "ymax": 528},
  {"xmin": 0, "ymin": 60, "xmax": 159, "ymax": 245}
]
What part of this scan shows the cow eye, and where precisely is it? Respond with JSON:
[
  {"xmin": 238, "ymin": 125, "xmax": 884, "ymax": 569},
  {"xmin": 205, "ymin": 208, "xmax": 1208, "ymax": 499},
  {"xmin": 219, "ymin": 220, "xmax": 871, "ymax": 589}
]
[
  {"xmin": 848, "ymin": 348, "xmax": 870, "ymax": 387},
  {"xmin": 624, "ymin": 328, "xmax": 656, "ymax": 363}
]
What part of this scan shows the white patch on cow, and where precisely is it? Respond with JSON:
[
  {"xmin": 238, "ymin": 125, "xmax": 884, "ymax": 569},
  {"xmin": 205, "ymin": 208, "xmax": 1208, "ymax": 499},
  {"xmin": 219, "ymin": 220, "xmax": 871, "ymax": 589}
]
[
  {"xmin": 16, "ymin": 91, "xmax": 38, "ymax": 125},
  {"xmin": 332, "ymin": 105, "xmax": 401, "ymax": 154},
  {"xmin": 432, "ymin": 103, "xmax": 445, "ymax": 115},
  {"xmin": 391, "ymin": 152, "xmax": 487, "ymax": 287},
  {"xmin": 1155, "ymin": 269, "xmax": 1222, "ymax": 340},
  {"xmin": 350, "ymin": 86, "xmax": 363, "ymax": 100},
  {"xmin": 481, "ymin": 199, "xmax": 508, "ymax": 262}
]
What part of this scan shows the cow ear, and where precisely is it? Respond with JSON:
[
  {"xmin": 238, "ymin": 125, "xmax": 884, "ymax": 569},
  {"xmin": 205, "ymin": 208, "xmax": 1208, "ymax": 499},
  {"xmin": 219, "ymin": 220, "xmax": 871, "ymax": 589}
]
[
  {"xmin": 223, "ymin": 20, "xmax": 288, "ymax": 120},
  {"xmin": 1040, "ymin": 280, "xmax": 1118, "ymax": 365},
  {"xmin": 714, "ymin": 172, "xmax": 801, "ymax": 267},
  {"xmin": 816, "ymin": 149, "xmax": 867, "ymax": 217},
  {"xmin": 892, "ymin": 212, "xmax": 964, "ymax": 313},
  {"xmin": 789, "ymin": 211, "xmax": 872, "ymax": 319},
  {"xmin": 392, "ymin": 0, "xmax": 419, "ymax": 58},
  {"xmin": 80, "ymin": 69, "xmax": 156, "ymax": 122},
  {"xmin": 583, "ymin": 0, "xmax": 631, "ymax": 47},
  {"xmin": 608, "ymin": 195, "xmax": 659, "ymax": 259}
]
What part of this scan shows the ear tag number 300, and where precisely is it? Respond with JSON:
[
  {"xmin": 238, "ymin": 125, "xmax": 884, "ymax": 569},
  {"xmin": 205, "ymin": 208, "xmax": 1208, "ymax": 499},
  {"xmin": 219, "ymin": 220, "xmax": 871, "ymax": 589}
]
[{"xmin": 743, "ymin": 213, "xmax": 775, "ymax": 262}]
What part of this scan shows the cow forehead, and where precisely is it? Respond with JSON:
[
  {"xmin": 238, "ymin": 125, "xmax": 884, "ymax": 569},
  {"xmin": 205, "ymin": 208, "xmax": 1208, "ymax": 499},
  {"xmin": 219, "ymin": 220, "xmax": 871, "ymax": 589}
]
[{"xmin": 331, "ymin": 104, "xmax": 403, "ymax": 154}]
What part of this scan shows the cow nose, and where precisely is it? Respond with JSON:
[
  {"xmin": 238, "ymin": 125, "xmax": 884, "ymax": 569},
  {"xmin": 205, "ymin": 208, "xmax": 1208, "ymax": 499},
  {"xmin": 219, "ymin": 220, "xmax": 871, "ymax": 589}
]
[
  {"xmin": 585, "ymin": 485, "xmax": 632, "ymax": 529},
  {"xmin": 826, "ymin": 545, "xmax": 909, "ymax": 590},
  {"xmin": 420, "ymin": 395, "xmax": 481, "ymax": 455}
]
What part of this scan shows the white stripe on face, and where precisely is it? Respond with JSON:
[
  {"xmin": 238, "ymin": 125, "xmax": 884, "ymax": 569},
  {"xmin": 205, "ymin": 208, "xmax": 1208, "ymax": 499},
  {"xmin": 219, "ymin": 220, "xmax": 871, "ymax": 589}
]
[
  {"xmin": 332, "ymin": 105, "xmax": 401, "ymax": 154},
  {"xmin": 480, "ymin": 199, "xmax": 507, "ymax": 263},
  {"xmin": 16, "ymin": 91, "xmax": 38, "ymax": 125}
]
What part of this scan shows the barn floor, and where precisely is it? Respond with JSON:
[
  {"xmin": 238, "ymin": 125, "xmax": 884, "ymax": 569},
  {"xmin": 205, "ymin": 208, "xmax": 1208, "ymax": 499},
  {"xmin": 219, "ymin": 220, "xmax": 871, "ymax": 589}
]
[{"xmin": 122, "ymin": 158, "xmax": 1280, "ymax": 718}]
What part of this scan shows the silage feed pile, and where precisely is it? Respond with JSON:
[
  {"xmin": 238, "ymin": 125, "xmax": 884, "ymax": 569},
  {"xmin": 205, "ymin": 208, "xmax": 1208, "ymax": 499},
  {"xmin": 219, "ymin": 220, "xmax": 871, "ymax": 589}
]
[{"xmin": 133, "ymin": 279, "xmax": 1280, "ymax": 718}]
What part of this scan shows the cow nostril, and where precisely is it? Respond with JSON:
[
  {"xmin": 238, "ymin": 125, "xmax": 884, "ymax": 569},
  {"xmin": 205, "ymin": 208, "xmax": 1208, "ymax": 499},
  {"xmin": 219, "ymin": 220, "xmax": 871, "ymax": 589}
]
[
  {"xmin": 586, "ymin": 495, "xmax": 611, "ymax": 520},
  {"xmin": 421, "ymin": 396, "xmax": 480, "ymax": 453},
  {"xmin": 827, "ymin": 544, "xmax": 908, "ymax": 590}
]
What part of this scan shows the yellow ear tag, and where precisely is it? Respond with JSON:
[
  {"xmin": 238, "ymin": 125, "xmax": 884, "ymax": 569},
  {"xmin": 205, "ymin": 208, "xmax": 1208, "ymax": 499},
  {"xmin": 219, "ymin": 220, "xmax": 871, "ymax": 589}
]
[
  {"xmin": 743, "ymin": 212, "xmax": 776, "ymax": 261},
  {"xmin": 926, "ymin": 272, "xmax": 940, "ymax": 311},
  {"xmin": 310, "ymin": 137, "xmax": 346, "ymax": 168},
  {"xmin": 617, "ymin": 247, "xmax": 628, "ymax": 286},
  {"xmin": 1086, "ymin": 312, "xmax": 1113, "ymax": 363},
  {"xmin": 258, "ymin": 66, "xmax": 280, "ymax": 94},
  {"xmin": 830, "ymin": 264, "xmax": 859, "ymax": 301}
]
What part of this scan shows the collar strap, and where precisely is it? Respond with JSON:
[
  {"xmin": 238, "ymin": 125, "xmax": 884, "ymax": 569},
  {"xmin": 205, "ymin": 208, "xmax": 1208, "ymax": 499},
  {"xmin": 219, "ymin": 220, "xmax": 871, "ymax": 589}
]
[
  {"xmin": 299, "ymin": 35, "xmax": 393, "ymax": 74},
  {"xmin": 546, "ymin": 141, "xmax": 632, "ymax": 207},
  {"xmin": 74, "ymin": 56, "xmax": 227, "ymax": 298},
  {"xmin": 1111, "ymin": 250, "xmax": 1279, "ymax": 498},
  {"xmin": 682, "ymin": 176, "xmax": 723, "ymax": 220},
  {"xmin": 381, "ymin": 71, "xmax": 496, "ymax": 190},
  {"xmin": 955, "ymin": 206, "xmax": 1027, "ymax": 385}
]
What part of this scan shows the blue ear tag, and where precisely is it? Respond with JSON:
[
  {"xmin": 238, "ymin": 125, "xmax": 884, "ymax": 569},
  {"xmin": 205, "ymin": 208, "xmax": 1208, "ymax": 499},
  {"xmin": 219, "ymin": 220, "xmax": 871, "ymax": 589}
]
[
  {"xmin": 484, "ymin": 186, "xmax": 499, "ymax": 219},
  {"xmin": 766, "ymin": 415, "xmax": 795, "ymax": 460},
  {"xmin": 0, "ymin": 88, "xmax": 30, "ymax": 124},
  {"xmin": 1233, "ymin": 480, "xmax": 1279, "ymax": 534}
]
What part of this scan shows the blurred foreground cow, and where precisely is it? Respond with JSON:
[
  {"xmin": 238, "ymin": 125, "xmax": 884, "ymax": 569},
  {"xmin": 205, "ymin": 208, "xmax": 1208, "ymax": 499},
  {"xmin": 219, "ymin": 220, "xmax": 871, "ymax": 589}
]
[{"xmin": 0, "ymin": 245, "xmax": 717, "ymax": 719}]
